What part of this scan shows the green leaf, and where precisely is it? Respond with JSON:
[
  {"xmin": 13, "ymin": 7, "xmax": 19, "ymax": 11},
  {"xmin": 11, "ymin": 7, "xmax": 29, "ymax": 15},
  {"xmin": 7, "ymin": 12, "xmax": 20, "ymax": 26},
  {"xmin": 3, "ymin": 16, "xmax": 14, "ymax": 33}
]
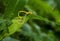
[
  {"xmin": 3, "ymin": 0, "xmax": 27, "ymax": 19},
  {"xmin": 27, "ymin": 0, "xmax": 60, "ymax": 23}
]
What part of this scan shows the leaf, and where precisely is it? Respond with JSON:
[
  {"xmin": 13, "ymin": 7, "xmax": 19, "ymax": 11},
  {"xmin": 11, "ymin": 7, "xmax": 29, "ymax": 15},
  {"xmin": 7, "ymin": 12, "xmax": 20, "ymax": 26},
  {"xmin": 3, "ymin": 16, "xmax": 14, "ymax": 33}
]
[
  {"xmin": 3, "ymin": 0, "xmax": 27, "ymax": 19},
  {"xmin": 27, "ymin": 0, "xmax": 60, "ymax": 23}
]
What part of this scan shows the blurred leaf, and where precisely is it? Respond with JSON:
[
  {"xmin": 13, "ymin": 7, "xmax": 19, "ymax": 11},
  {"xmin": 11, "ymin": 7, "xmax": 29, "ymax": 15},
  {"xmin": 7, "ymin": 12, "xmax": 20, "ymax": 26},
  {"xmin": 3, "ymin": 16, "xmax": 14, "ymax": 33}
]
[{"xmin": 3, "ymin": 37, "xmax": 19, "ymax": 41}]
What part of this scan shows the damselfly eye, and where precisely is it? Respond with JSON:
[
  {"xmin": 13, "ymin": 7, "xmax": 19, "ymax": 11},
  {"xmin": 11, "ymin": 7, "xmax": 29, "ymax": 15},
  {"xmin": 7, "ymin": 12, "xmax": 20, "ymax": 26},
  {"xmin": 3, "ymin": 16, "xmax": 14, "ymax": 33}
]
[
  {"xmin": 19, "ymin": 12, "xmax": 26, "ymax": 16},
  {"xmin": 18, "ymin": 11, "xmax": 26, "ymax": 17},
  {"xmin": 18, "ymin": 11, "xmax": 32, "ymax": 17}
]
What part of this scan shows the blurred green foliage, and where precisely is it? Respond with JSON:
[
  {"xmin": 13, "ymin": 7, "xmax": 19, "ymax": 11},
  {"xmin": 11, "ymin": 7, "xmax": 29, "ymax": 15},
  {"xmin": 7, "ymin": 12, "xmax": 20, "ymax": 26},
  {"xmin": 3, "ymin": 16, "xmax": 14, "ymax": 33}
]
[{"xmin": 0, "ymin": 0, "xmax": 60, "ymax": 41}]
